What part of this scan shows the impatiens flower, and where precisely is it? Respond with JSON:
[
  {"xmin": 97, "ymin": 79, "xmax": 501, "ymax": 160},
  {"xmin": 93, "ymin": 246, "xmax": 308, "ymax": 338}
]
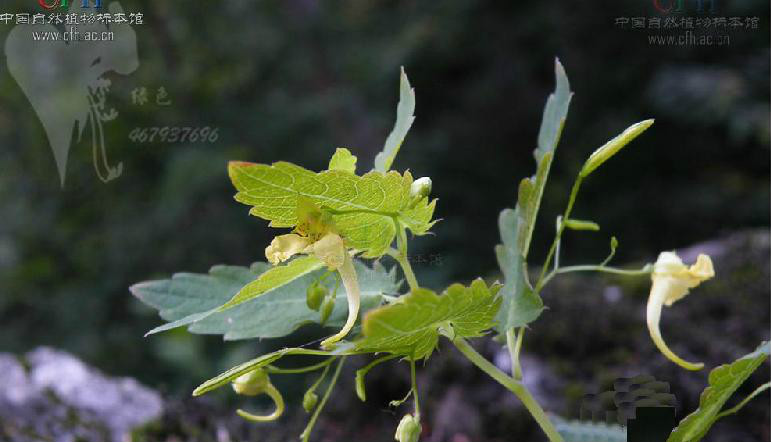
[
  {"xmin": 264, "ymin": 200, "xmax": 362, "ymax": 349},
  {"xmin": 647, "ymin": 251, "xmax": 715, "ymax": 370}
]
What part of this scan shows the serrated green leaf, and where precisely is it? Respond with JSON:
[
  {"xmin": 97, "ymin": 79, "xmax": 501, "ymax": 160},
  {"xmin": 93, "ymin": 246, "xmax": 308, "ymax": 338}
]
[
  {"xmin": 494, "ymin": 209, "xmax": 544, "ymax": 332},
  {"xmin": 193, "ymin": 347, "xmax": 341, "ymax": 397},
  {"xmin": 667, "ymin": 341, "xmax": 770, "ymax": 442},
  {"xmin": 228, "ymin": 161, "xmax": 436, "ymax": 258},
  {"xmin": 329, "ymin": 147, "xmax": 357, "ymax": 173},
  {"xmin": 133, "ymin": 259, "xmax": 400, "ymax": 339},
  {"xmin": 355, "ymin": 279, "xmax": 501, "ymax": 360},
  {"xmin": 374, "ymin": 67, "xmax": 415, "ymax": 173}
]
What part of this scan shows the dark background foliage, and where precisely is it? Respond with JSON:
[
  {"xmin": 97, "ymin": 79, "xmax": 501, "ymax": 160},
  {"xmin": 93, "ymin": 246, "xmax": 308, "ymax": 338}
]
[{"xmin": 0, "ymin": 0, "xmax": 768, "ymax": 440}]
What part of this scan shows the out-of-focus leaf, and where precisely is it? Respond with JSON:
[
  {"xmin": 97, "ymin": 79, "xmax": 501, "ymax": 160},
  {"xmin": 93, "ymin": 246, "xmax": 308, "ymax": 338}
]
[
  {"xmin": 132, "ymin": 260, "xmax": 400, "ymax": 339},
  {"xmin": 355, "ymin": 279, "xmax": 501, "ymax": 359},
  {"xmin": 553, "ymin": 417, "xmax": 627, "ymax": 442},
  {"xmin": 667, "ymin": 341, "xmax": 770, "ymax": 442},
  {"xmin": 494, "ymin": 208, "xmax": 544, "ymax": 332},
  {"xmin": 374, "ymin": 67, "xmax": 415, "ymax": 173}
]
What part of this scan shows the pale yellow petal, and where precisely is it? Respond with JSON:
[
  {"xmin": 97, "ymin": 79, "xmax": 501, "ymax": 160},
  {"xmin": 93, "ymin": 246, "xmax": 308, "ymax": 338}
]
[
  {"xmin": 646, "ymin": 251, "xmax": 715, "ymax": 370},
  {"xmin": 312, "ymin": 233, "xmax": 346, "ymax": 270},
  {"xmin": 265, "ymin": 234, "xmax": 310, "ymax": 265}
]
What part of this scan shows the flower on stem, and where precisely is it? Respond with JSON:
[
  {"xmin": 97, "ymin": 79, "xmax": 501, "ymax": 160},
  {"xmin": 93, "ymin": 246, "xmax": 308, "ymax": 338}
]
[
  {"xmin": 647, "ymin": 251, "xmax": 714, "ymax": 370},
  {"xmin": 264, "ymin": 199, "xmax": 361, "ymax": 349},
  {"xmin": 395, "ymin": 414, "xmax": 421, "ymax": 442}
]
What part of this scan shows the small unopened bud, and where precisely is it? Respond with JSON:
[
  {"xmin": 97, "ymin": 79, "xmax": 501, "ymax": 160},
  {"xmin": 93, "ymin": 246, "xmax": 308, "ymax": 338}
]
[
  {"xmin": 395, "ymin": 414, "xmax": 421, "ymax": 442},
  {"xmin": 302, "ymin": 389, "xmax": 319, "ymax": 412},
  {"xmin": 319, "ymin": 297, "xmax": 335, "ymax": 325},
  {"xmin": 306, "ymin": 283, "xmax": 327, "ymax": 311},
  {"xmin": 563, "ymin": 218, "xmax": 600, "ymax": 231},
  {"xmin": 580, "ymin": 119, "xmax": 654, "ymax": 177},
  {"xmin": 410, "ymin": 177, "xmax": 432, "ymax": 200},
  {"xmin": 232, "ymin": 369, "xmax": 270, "ymax": 396}
]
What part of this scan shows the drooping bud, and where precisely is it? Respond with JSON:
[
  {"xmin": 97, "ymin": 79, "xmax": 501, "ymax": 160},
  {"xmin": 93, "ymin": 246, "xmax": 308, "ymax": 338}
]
[
  {"xmin": 302, "ymin": 389, "xmax": 319, "ymax": 412},
  {"xmin": 319, "ymin": 297, "xmax": 335, "ymax": 325},
  {"xmin": 395, "ymin": 414, "xmax": 421, "ymax": 442},
  {"xmin": 306, "ymin": 283, "xmax": 327, "ymax": 311},
  {"xmin": 232, "ymin": 369, "xmax": 271, "ymax": 396}
]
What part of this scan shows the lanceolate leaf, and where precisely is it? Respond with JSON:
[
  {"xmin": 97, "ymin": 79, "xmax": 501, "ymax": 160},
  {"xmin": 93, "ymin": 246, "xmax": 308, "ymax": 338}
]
[
  {"xmin": 193, "ymin": 347, "xmax": 346, "ymax": 397},
  {"xmin": 355, "ymin": 279, "xmax": 501, "ymax": 360},
  {"xmin": 667, "ymin": 341, "xmax": 770, "ymax": 442},
  {"xmin": 495, "ymin": 58, "xmax": 571, "ymax": 332},
  {"xmin": 494, "ymin": 209, "xmax": 544, "ymax": 332},
  {"xmin": 228, "ymin": 161, "xmax": 436, "ymax": 258},
  {"xmin": 133, "ymin": 259, "xmax": 400, "ymax": 339},
  {"xmin": 374, "ymin": 67, "xmax": 415, "ymax": 173}
]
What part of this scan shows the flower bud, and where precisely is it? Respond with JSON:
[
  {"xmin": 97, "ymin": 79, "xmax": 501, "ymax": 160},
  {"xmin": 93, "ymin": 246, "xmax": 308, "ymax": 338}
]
[
  {"xmin": 319, "ymin": 297, "xmax": 335, "ymax": 325},
  {"xmin": 410, "ymin": 177, "xmax": 432, "ymax": 200},
  {"xmin": 580, "ymin": 119, "xmax": 654, "ymax": 177},
  {"xmin": 302, "ymin": 389, "xmax": 319, "ymax": 412},
  {"xmin": 232, "ymin": 369, "xmax": 270, "ymax": 396},
  {"xmin": 395, "ymin": 414, "xmax": 421, "ymax": 442},
  {"xmin": 306, "ymin": 283, "xmax": 327, "ymax": 311}
]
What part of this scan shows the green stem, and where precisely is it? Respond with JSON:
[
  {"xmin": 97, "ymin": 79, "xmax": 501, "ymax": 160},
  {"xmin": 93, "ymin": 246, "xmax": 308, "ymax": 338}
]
[
  {"xmin": 301, "ymin": 356, "xmax": 347, "ymax": 442},
  {"xmin": 265, "ymin": 357, "xmax": 335, "ymax": 374},
  {"xmin": 410, "ymin": 359, "xmax": 420, "ymax": 419},
  {"xmin": 540, "ymin": 264, "xmax": 652, "ymax": 288},
  {"xmin": 716, "ymin": 382, "xmax": 771, "ymax": 419},
  {"xmin": 451, "ymin": 337, "xmax": 564, "ymax": 442},
  {"xmin": 389, "ymin": 221, "xmax": 420, "ymax": 291},
  {"xmin": 536, "ymin": 175, "xmax": 584, "ymax": 291}
]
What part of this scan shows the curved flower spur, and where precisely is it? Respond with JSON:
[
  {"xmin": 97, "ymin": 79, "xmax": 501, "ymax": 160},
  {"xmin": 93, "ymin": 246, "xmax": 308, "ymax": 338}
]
[{"xmin": 646, "ymin": 251, "xmax": 715, "ymax": 370}]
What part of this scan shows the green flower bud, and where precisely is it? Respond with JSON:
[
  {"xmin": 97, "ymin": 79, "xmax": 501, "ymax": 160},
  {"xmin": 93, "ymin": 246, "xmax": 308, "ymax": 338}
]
[
  {"xmin": 563, "ymin": 218, "xmax": 600, "ymax": 231},
  {"xmin": 306, "ymin": 283, "xmax": 327, "ymax": 311},
  {"xmin": 395, "ymin": 414, "xmax": 421, "ymax": 442},
  {"xmin": 232, "ymin": 369, "xmax": 270, "ymax": 396},
  {"xmin": 580, "ymin": 119, "xmax": 654, "ymax": 177},
  {"xmin": 302, "ymin": 389, "xmax": 319, "ymax": 412},
  {"xmin": 410, "ymin": 177, "xmax": 432, "ymax": 200},
  {"xmin": 319, "ymin": 297, "xmax": 335, "ymax": 325}
]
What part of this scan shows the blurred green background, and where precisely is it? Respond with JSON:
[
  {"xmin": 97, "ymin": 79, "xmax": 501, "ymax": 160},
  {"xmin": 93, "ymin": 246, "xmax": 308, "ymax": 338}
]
[{"xmin": 0, "ymin": 0, "xmax": 768, "ymax": 440}]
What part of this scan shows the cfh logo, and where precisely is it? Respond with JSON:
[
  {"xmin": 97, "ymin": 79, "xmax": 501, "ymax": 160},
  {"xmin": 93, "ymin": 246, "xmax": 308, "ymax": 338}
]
[
  {"xmin": 38, "ymin": 0, "xmax": 102, "ymax": 10},
  {"xmin": 653, "ymin": 0, "xmax": 717, "ymax": 14}
]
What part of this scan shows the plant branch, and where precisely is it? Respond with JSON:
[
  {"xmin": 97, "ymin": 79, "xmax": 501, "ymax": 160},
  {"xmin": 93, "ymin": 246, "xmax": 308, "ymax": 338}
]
[
  {"xmin": 301, "ymin": 356, "xmax": 347, "ymax": 442},
  {"xmin": 450, "ymin": 337, "xmax": 564, "ymax": 442},
  {"xmin": 536, "ymin": 175, "xmax": 584, "ymax": 291},
  {"xmin": 540, "ymin": 263, "xmax": 652, "ymax": 288}
]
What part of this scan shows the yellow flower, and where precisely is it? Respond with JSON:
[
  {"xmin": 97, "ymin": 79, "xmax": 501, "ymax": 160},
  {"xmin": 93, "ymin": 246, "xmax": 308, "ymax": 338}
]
[
  {"xmin": 647, "ymin": 251, "xmax": 714, "ymax": 370},
  {"xmin": 264, "ymin": 217, "xmax": 360, "ymax": 349}
]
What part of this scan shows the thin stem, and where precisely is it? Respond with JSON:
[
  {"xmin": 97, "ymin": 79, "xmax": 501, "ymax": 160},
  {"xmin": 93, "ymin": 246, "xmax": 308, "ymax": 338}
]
[
  {"xmin": 410, "ymin": 359, "xmax": 420, "ymax": 419},
  {"xmin": 389, "ymin": 222, "xmax": 420, "ymax": 291},
  {"xmin": 301, "ymin": 356, "xmax": 347, "ymax": 442},
  {"xmin": 536, "ymin": 175, "xmax": 584, "ymax": 291},
  {"xmin": 236, "ymin": 382, "xmax": 285, "ymax": 422},
  {"xmin": 716, "ymin": 382, "xmax": 771, "ymax": 419},
  {"xmin": 451, "ymin": 337, "xmax": 564, "ymax": 442},
  {"xmin": 540, "ymin": 264, "xmax": 652, "ymax": 288},
  {"xmin": 265, "ymin": 357, "xmax": 335, "ymax": 375}
]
